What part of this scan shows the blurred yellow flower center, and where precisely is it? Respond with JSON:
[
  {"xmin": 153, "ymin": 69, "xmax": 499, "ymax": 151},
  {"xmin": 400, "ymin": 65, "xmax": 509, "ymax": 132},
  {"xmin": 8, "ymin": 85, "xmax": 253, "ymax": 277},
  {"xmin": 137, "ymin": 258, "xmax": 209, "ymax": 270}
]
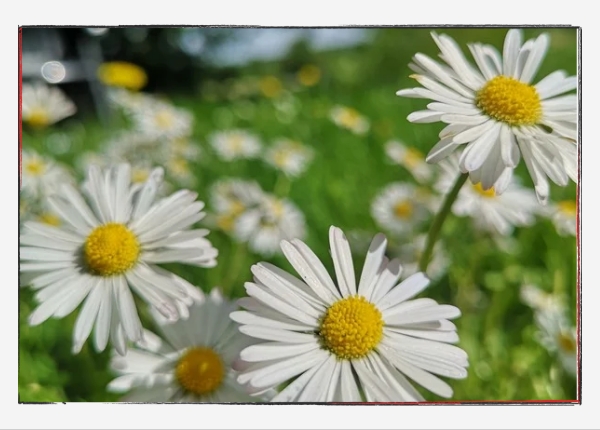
[
  {"xmin": 24, "ymin": 159, "xmax": 46, "ymax": 176},
  {"xmin": 557, "ymin": 332, "xmax": 577, "ymax": 354},
  {"xmin": 476, "ymin": 76, "xmax": 542, "ymax": 126},
  {"xmin": 97, "ymin": 62, "xmax": 148, "ymax": 91},
  {"xmin": 131, "ymin": 168, "xmax": 150, "ymax": 184},
  {"xmin": 175, "ymin": 347, "xmax": 225, "ymax": 395},
  {"xmin": 259, "ymin": 75, "xmax": 283, "ymax": 98},
  {"xmin": 473, "ymin": 182, "xmax": 496, "ymax": 198},
  {"xmin": 227, "ymin": 135, "xmax": 244, "ymax": 152},
  {"xmin": 38, "ymin": 213, "xmax": 61, "ymax": 227},
  {"xmin": 403, "ymin": 148, "xmax": 424, "ymax": 169},
  {"xmin": 393, "ymin": 200, "xmax": 414, "ymax": 219},
  {"xmin": 320, "ymin": 296, "xmax": 383, "ymax": 360},
  {"xmin": 155, "ymin": 111, "xmax": 174, "ymax": 129},
  {"xmin": 297, "ymin": 64, "xmax": 321, "ymax": 87},
  {"xmin": 339, "ymin": 108, "xmax": 361, "ymax": 128},
  {"xmin": 25, "ymin": 109, "xmax": 50, "ymax": 128},
  {"xmin": 84, "ymin": 223, "xmax": 140, "ymax": 276},
  {"xmin": 558, "ymin": 200, "xmax": 577, "ymax": 216},
  {"xmin": 216, "ymin": 213, "xmax": 236, "ymax": 232},
  {"xmin": 169, "ymin": 158, "xmax": 190, "ymax": 174}
]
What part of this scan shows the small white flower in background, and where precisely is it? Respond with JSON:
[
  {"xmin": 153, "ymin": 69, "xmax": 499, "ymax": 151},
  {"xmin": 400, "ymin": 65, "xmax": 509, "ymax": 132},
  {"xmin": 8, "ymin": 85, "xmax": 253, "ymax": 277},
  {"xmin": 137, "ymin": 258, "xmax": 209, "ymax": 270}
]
[
  {"xmin": 19, "ymin": 164, "xmax": 218, "ymax": 355},
  {"xmin": 546, "ymin": 200, "xmax": 577, "ymax": 237},
  {"xmin": 371, "ymin": 183, "xmax": 432, "ymax": 236},
  {"xmin": 435, "ymin": 154, "xmax": 540, "ymax": 236},
  {"xmin": 166, "ymin": 157, "xmax": 197, "ymax": 188},
  {"xmin": 105, "ymin": 131, "xmax": 163, "ymax": 164},
  {"xmin": 231, "ymin": 226, "xmax": 468, "ymax": 402},
  {"xmin": 235, "ymin": 195, "xmax": 306, "ymax": 256},
  {"xmin": 21, "ymin": 150, "xmax": 74, "ymax": 199},
  {"xmin": 209, "ymin": 130, "xmax": 262, "ymax": 161},
  {"xmin": 22, "ymin": 82, "xmax": 77, "ymax": 128},
  {"xmin": 132, "ymin": 99, "xmax": 193, "ymax": 140},
  {"xmin": 385, "ymin": 140, "xmax": 434, "ymax": 184},
  {"xmin": 210, "ymin": 179, "xmax": 265, "ymax": 233},
  {"xmin": 330, "ymin": 105, "xmax": 370, "ymax": 135},
  {"xmin": 107, "ymin": 88, "xmax": 149, "ymax": 115},
  {"xmin": 397, "ymin": 29, "xmax": 577, "ymax": 204},
  {"xmin": 520, "ymin": 284, "xmax": 565, "ymax": 313},
  {"xmin": 108, "ymin": 288, "xmax": 263, "ymax": 402},
  {"xmin": 392, "ymin": 234, "xmax": 449, "ymax": 282},
  {"xmin": 264, "ymin": 138, "xmax": 314, "ymax": 178}
]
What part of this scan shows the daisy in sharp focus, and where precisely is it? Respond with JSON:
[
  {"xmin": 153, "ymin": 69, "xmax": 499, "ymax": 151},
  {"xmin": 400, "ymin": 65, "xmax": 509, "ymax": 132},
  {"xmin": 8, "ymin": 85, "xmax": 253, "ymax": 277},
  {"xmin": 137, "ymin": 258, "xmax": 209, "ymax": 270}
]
[
  {"xmin": 371, "ymin": 183, "xmax": 432, "ymax": 236},
  {"xmin": 22, "ymin": 82, "xmax": 77, "ymax": 128},
  {"xmin": 209, "ymin": 130, "xmax": 262, "ymax": 161},
  {"xmin": 20, "ymin": 164, "xmax": 218, "ymax": 355},
  {"xmin": 108, "ymin": 288, "xmax": 261, "ymax": 402},
  {"xmin": 397, "ymin": 29, "xmax": 577, "ymax": 203},
  {"xmin": 264, "ymin": 138, "xmax": 314, "ymax": 178},
  {"xmin": 435, "ymin": 153, "xmax": 540, "ymax": 236},
  {"xmin": 330, "ymin": 105, "xmax": 370, "ymax": 135},
  {"xmin": 234, "ymin": 195, "xmax": 306, "ymax": 256},
  {"xmin": 385, "ymin": 140, "xmax": 434, "ymax": 184},
  {"xmin": 231, "ymin": 226, "xmax": 468, "ymax": 402}
]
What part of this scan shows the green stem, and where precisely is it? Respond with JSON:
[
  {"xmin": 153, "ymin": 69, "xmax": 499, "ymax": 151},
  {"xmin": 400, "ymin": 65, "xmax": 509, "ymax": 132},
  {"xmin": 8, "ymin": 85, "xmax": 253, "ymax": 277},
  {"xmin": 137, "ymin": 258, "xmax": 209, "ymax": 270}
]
[
  {"xmin": 418, "ymin": 172, "xmax": 469, "ymax": 273},
  {"xmin": 223, "ymin": 242, "xmax": 248, "ymax": 296}
]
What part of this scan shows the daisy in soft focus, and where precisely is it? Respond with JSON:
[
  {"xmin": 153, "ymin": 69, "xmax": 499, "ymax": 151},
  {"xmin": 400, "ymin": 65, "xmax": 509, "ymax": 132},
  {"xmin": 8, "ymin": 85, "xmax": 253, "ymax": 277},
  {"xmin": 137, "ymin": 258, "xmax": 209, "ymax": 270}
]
[
  {"xmin": 435, "ymin": 154, "xmax": 540, "ymax": 236},
  {"xmin": 108, "ymin": 288, "xmax": 261, "ymax": 402},
  {"xmin": 393, "ymin": 234, "xmax": 449, "ymax": 282},
  {"xmin": 234, "ymin": 195, "xmax": 306, "ymax": 256},
  {"xmin": 20, "ymin": 164, "xmax": 218, "ymax": 355},
  {"xmin": 264, "ymin": 139, "xmax": 314, "ymax": 178},
  {"xmin": 546, "ymin": 200, "xmax": 577, "ymax": 236},
  {"xmin": 371, "ymin": 183, "xmax": 432, "ymax": 236},
  {"xmin": 22, "ymin": 82, "xmax": 76, "ymax": 128},
  {"xmin": 533, "ymin": 303, "xmax": 577, "ymax": 377},
  {"xmin": 231, "ymin": 226, "xmax": 468, "ymax": 402},
  {"xmin": 397, "ymin": 29, "xmax": 577, "ymax": 203},
  {"xmin": 132, "ymin": 99, "xmax": 193, "ymax": 140},
  {"xmin": 385, "ymin": 140, "xmax": 434, "ymax": 184},
  {"xmin": 520, "ymin": 284, "xmax": 565, "ymax": 313},
  {"xmin": 209, "ymin": 130, "xmax": 262, "ymax": 161},
  {"xmin": 330, "ymin": 105, "xmax": 370, "ymax": 135},
  {"xmin": 98, "ymin": 61, "xmax": 148, "ymax": 91},
  {"xmin": 210, "ymin": 179, "xmax": 265, "ymax": 233},
  {"xmin": 21, "ymin": 150, "xmax": 74, "ymax": 199}
]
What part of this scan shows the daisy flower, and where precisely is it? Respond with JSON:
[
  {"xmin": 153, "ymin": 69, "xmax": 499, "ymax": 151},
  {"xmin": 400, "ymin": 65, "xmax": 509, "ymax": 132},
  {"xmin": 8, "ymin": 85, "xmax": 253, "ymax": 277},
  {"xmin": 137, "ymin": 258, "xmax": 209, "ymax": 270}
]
[
  {"xmin": 534, "ymin": 304, "xmax": 577, "ymax": 377},
  {"xmin": 385, "ymin": 140, "xmax": 434, "ymax": 184},
  {"xmin": 520, "ymin": 284, "xmax": 565, "ymax": 314},
  {"xmin": 21, "ymin": 150, "xmax": 74, "ymax": 199},
  {"xmin": 330, "ymin": 105, "xmax": 370, "ymax": 135},
  {"xmin": 22, "ymin": 82, "xmax": 76, "ymax": 128},
  {"xmin": 19, "ymin": 164, "xmax": 218, "ymax": 355},
  {"xmin": 108, "ymin": 288, "xmax": 261, "ymax": 402},
  {"xmin": 546, "ymin": 200, "xmax": 577, "ymax": 236},
  {"xmin": 371, "ymin": 183, "xmax": 432, "ymax": 236},
  {"xmin": 209, "ymin": 130, "xmax": 262, "ymax": 161},
  {"xmin": 297, "ymin": 64, "xmax": 322, "ymax": 87},
  {"xmin": 264, "ymin": 139, "xmax": 314, "ymax": 178},
  {"xmin": 392, "ymin": 234, "xmax": 449, "ymax": 282},
  {"xmin": 397, "ymin": 29, "xmax": 577, "ymax": 203},
  {"xmin": 210, "ymin": 179, "xmax": 265, "ymax": 233},
  {"xmin": 132, "ymin": 99, "xmax": 193, "ymax": 140},
  {"xmin": 435, "ymin": 154, "xmax": 540, "ymax": 235},
  {"xmin": 231, "ymin": 226, "xmax": 468, "ymax": 402},
  {"xmin": 98, "ymin": 61, "xmax": 148, "ymax": 92},
  {"xmin": 235, "ymin": 195, "xmax": 306, "ymax": 256}
]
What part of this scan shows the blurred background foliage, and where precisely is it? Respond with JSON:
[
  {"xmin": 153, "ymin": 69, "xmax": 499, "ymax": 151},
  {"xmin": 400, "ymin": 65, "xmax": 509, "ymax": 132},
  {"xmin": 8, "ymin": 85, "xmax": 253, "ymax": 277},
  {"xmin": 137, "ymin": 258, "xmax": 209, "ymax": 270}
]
[{"xmin": 19, "ymin": 26, "xmax": 578, "ymax": 402}]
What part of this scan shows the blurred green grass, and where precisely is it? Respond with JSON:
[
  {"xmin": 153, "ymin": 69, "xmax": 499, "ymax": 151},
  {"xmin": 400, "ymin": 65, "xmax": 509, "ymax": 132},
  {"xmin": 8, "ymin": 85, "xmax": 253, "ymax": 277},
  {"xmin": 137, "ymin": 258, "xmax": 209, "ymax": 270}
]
[{"xmin": 20, "ymin": 27, "xmax": 578, "ymax": 402}]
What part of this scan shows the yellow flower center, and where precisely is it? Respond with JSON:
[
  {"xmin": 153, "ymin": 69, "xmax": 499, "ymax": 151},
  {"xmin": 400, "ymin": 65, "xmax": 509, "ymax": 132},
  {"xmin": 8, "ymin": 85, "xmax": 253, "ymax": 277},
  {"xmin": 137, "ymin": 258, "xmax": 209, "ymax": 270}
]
[
  {"xmin": 557, "ymin": 200, "xmax": 577, "ymax": 216},
  {"xmin": 557, "ymin": 332, "xmax": 577, "ymax": 354},
  {"xmin": 25, "ymin": 109, "xmax": 50, "ymax": 128},
  {"xmin": 319, "ymin": 296, "xmax": 384, "ymax": 360},
  {"xmin": 476, "ymin": 75, "xmax": 542, "ymax": 126},
  {"xmin": 472, "ymin": 182, "xmax": 496, "ymax": 198},
  {"xmin": 175, "ymin": 347, "xmax": 225, "ymax": 395},
  {"xmin": 24, "ymin": 159, "xmax": 46, "ymax": 176},
  {"xmin": 131, "ymin": 168, "xmax": 150, "ymax": 184},
  {"xmin": 273, "ymin": 150, "xmax": 291, "ymax": 167},
  {"xmin": 259, "ymin": 75, "xmax": 283, "ymax": 98},
  {"xmin": 393, "ymin": 200, "xmax": 414, "ymax": 219},
  {"xmin": 297, "ymin": 64, "xmax": 321, "ymax": 87},
  {"xmin": 339, "ymin": 108, "xmax": 361, "ymax": 128},
  {"xmin": 169, "ymin": 158, "xmax": 190, "ymax": 175},
  {"xmin": 155, "ymin": 111, "xmax": 174, "ymax": 129},
  {"xmin": 38, "ymin": 213, "xmax": 61, "ymax": 226},
  {"xmin": 97, "ymin": 62, "xmax": 148, "ymax": 91},
  {"xmin": 403, "ymin": 148, "xmax": 424, "ymax": 169},
  {"xmin": 216, "ymin": 213, "xmax": 236, "ymax": 232},
  {"xmin": 227, "ymin": 135, "xmax": 245, "ymax": 152},
  {"xmin": 84, "ymin": 223, "xmax": 140, "ymax": 276}
]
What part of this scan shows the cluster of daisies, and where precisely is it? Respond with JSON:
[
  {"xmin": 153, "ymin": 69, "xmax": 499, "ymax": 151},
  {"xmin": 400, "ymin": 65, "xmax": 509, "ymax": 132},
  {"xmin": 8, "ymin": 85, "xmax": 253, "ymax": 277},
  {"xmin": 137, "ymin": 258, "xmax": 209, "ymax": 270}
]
[{"xmin": 19, "ymin": 28, "xmax": 577, "ymax": 403}]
